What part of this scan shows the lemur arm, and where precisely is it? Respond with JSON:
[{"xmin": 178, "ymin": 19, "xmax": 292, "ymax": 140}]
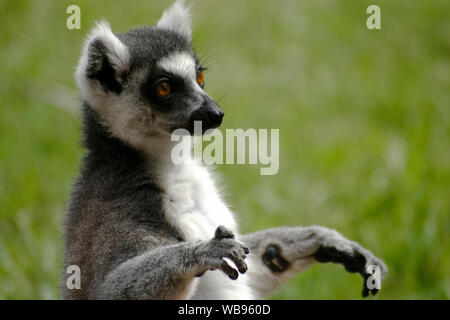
[
  {"xmin": 98, "ymin": 227, "xmax": 249, "ymax": 299},
  {"xmin": 238, "ymin": 226, "xmax": 387, "ymax": 298}
]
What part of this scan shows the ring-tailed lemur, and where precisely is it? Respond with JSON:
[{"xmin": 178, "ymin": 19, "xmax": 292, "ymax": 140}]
[{"xmin": 62, "ymin": 0, "xmax": 387, "ymax": 299}]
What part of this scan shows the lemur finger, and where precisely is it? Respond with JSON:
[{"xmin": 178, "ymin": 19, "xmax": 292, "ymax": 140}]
[
  {"xmin": 220, "ymin": 259, "xmax": 239, "ymax": 280},
  {"xmin": 361, "ymin": 271, "xmax": 371, "ymax": 298},
  {"xmin": 361, "ymin": 264, "xmax": 381, "ymax": 297},
  {"xmin": 225, "ymin": 254, "xmax": 248, "ymax": 274},
  {"xmin": 362, "ymin": 282, "xmax": 379, "ymax": 298},
  {"xmin": 362, "ymin": 286, "xmax": 369, "ymax": 298},
  {"xmin": 214, "ymin": 225, "xmax": 235, "ymax": 240}
]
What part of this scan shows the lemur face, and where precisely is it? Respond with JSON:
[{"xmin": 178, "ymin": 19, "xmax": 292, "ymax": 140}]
[{"xmin": 76, "ymin": 1, "xmax": 223, "ymax": 150}]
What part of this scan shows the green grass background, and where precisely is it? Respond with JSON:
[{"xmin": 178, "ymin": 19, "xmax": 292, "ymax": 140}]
[{"xmin": 0, "ymin": 0, "xmax": 449, "ymax": 299}]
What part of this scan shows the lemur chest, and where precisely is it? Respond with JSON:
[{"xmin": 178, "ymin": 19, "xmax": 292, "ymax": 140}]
[{"xmin": 159, "ymin": 163, "xmax": 237, "ymax": 241}]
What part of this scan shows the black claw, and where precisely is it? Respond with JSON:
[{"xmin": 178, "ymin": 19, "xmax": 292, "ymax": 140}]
[
  {"xmin": 362, "ymin": 286, "xmax": 369, "ymax": 298},
  {"xmin": 238, "ymin": 263, "xmax": 248, "ymax": 274},
  {"xmin": 228, "ymin": 269, "xmax": 238, "ymax": 280},
  {"xmin": 362, "ymin": 285, "xmax": 379, "ymax": 298},
  {"xmin": 221, "ymin": 260, "xmax": 239, "ymax": 280},
  {"xmin": 229, "ymin": 255, "xmax": 248, "ymax": 274}
]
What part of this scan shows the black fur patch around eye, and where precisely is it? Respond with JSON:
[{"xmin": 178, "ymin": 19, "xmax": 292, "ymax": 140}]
[
  {"xmin": 140, "ymin": 68, "xmax": 190, "ymax": 113},
  {"xmin": 87, "ymin": 39, "xmax": 122, "ymax": 95},
  {"xmin": 262, "ymin": 244, "xmax": 290, "ymax": 273}
]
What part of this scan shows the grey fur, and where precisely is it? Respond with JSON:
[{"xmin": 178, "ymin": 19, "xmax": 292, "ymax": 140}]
[
  {"xmin": 240, "ymin": 226, "xmax": 387, "ymax": 298},
  {"xmin": 62, "ymin": 1, "xmax": 387, "ymax": 300}
]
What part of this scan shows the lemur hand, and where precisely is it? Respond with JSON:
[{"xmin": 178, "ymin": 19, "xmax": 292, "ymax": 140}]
[
  {"xmin": 314, "ymin": 238, "xmax": 388, "ymax": 297},
  {"xmin": 259, "ymin": 226, "xmax": 387, "ymax": 297},
  {"xmin": 195, "ymin": 226, "xmax": 249, "ymax": 280}
]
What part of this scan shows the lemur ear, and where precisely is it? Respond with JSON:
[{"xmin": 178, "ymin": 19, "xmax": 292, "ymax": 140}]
[
  {"xmin": 76, "ymin": 20, "xmax": 130, "ymax": 96},
  {"xmin": 157, "ymin": 0, "xmax": 192, "ymax": 40}
]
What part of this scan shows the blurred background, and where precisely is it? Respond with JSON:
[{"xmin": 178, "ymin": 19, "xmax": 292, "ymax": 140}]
[{"xmin": 0, "ymin": 0, "xmax": 449, "ymax": 299}]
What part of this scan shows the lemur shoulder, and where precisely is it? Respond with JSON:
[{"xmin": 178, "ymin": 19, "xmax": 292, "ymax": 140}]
[{"xmin": 62, "ymin": 0, "xmax": 387, "ymax": 299}]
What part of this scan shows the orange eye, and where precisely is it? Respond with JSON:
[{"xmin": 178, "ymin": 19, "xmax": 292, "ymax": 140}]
[
  {"xmin": 156, "ymin": 81, "xmax": 171, "ymax": 97},
  {"xmin": 197, "ymin": 70, "xmax": 205, "ymax": 88}
]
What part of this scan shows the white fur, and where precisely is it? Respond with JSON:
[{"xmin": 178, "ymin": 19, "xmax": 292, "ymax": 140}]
[
  {"xmin": 76, "ymin": 21, "xmax": 173, "ymax": 159},
  {"xmin": 157, "ymin": 0, "xmax": 192, "ymax": 40},
  {"xmin": 76, "ymin": 20, "xmax": 130, "ymax": 102},
  {"xmin": 76, "ymin": 24, "xmax": 201, "ymax": 160},
  {"xmin": 193, "ymin": 267, "xmax": 254, "ymax": 300},
  {"xmin": 158, "ymin": 51, "xmax": 197, "ymax": 80},
  {"xmin": 156, "ymin": 157, "xmax": 255, "ymax": 299},
  {"xmin": 158, "ymin": 160, "xmax": 236, "ymax": 242}
]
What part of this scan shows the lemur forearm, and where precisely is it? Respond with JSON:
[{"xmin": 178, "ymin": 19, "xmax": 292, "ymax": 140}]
[
  {"xmin": 99, "ymin": 242, "xmax": 203, "ymax": 299},
  {"xmin": 99, "ymin": 227, "xmax": 249, "ymax": 299},
  {"xmin": 240, "ymin": 226, "xmax": 322, "ymax": 261},
  {"xmin": 239, "ymin": 226, "xmax": 387, "ymax": 298}
]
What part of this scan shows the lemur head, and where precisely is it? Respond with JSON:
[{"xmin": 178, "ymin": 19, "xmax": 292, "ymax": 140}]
[{"xmin": 76, "ymin": 0, "xmax": 223, "ymax": 151}]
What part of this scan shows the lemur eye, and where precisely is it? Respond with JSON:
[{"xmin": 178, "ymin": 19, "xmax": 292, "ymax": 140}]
[
  {"xmin": 196, "ymin": 70, "xmax": 205, "ymax": 88},
  {"xmin": 156, "ymin": 81, "xmax": 171, "ymax": 97}
]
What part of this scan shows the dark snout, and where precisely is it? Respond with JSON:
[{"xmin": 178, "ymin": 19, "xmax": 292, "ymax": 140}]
[{"xmin": 187, "ymin": 96, "xmax": 224, "ymax": 134}]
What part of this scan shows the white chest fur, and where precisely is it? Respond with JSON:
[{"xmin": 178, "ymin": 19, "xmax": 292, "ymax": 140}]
[
  {"xmin": 160, "ymin": 161, "xmax": 237, "ymax": 241},
  {"xmin": 157, "ymin": 161, "xmax": 255, "ymax": 299}
]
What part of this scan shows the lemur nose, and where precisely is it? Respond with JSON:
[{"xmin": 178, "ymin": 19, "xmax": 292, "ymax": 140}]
[
  {"xmin": 202, "ymin": 95, "xmax": 224, "ymax": 127},
  {"xmin": 206, "ymin": 107, "xmax": 224, "ymax": 126}
]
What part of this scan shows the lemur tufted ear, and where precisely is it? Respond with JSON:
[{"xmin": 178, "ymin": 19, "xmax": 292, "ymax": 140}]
[
  {"xmin": 76, "ymin": 20, "xmax": 130, "ymax": 96},
  {"xmin": 157, "ymin": 0, "xmax": 192, "ymax": 40}
]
